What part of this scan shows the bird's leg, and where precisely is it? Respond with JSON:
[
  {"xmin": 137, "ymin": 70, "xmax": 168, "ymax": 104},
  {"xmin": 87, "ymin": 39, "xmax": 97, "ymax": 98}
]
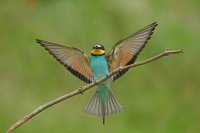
[
  {"xmin": 94, "ymin": 80, "xmax": 97, "ymax": 84},
  {"xmin": 105, "ymin": 74, "xmax": 109, "ymax": 78}
]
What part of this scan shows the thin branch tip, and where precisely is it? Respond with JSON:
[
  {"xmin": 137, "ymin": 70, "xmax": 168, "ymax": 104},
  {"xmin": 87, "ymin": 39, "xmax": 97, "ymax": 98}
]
[
  {"xmin": 179, "ymin": 50, "xmax": 184, "ymax": 53},
  {"xmin": 163, "ymin": 49, "xmax": 183, "ymax": 55}
]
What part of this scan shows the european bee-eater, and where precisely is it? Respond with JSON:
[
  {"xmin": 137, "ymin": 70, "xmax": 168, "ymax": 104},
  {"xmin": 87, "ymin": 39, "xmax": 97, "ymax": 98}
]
[{"xmin": 36, "ymin": 22, "xmax": 158, "ymax": 124}]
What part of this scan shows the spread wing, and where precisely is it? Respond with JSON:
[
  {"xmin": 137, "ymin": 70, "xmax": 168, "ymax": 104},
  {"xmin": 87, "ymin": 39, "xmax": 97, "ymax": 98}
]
[
  {"xmin": 36, "ymin": 39, "xmax": 93, "ymax": 83},
  {"xmin": 107, "ymin": 22, "xmax": 158, "ymax": 81}
]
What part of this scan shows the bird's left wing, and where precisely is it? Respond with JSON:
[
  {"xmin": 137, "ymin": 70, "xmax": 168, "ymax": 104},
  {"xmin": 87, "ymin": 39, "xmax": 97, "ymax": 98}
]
[
  {"xmin": 107, "ymin": 22, "xmax": 158, "ymax": 81},
  {"xmin": 36, "ymin": 39, "xmax": 93, "ymax": 83}
]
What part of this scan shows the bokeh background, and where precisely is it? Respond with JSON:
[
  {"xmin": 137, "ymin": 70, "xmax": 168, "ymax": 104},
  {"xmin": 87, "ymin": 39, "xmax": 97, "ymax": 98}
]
[{"xmin": 0, "ymin": 0, "xmax": 199, "ymax": 133}]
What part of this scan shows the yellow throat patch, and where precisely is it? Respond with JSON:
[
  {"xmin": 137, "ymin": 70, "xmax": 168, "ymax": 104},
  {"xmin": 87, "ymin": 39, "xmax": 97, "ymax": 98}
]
[{"xmin": 91, "ymin": 49, "xmax": 105, "ymax": 55}]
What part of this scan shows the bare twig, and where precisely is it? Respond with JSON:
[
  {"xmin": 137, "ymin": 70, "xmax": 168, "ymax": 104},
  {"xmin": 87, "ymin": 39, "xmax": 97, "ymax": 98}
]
[{"xmin": 7, "ymin": 49, "xmax": 183, "ymax": 133}]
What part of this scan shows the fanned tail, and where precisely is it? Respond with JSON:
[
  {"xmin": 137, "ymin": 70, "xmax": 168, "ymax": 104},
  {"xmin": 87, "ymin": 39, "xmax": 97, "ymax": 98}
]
[{"xmin": 83, "ymin": 91, "xmax": 123, "ymax": 124}]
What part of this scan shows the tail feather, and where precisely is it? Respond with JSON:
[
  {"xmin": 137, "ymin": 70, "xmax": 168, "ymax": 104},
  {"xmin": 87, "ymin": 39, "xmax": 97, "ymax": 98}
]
[
  {"xmin": 105, "ymin": 92, "xmax": 123, "ymax": 115},
  {"xmin": 83, "ymin": 92, "xmax": 101, "ymax": 116},
  {"xmin": 83, "ymin": 91, "xmax": 123, "ymax": 124}
]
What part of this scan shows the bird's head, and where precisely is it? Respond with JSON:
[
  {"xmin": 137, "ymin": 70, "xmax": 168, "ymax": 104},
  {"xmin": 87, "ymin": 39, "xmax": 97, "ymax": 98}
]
[{"xmin": 91, "ymin": 44, "xmax": 105, "ymax": 55}]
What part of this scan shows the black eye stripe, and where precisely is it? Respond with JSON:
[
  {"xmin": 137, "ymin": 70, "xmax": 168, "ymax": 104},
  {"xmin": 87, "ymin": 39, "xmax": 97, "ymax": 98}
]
[
  {"xmin": 96, "ymin": 45, "xmax": 101, "ymax": 48},
  {"xmin": 93, "ymin": 44, "xmax": 105, "ymax": 50}
]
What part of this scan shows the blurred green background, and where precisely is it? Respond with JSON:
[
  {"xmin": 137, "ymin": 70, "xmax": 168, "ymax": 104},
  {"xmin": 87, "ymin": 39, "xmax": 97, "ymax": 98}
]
[{"xmin": 0, "ymin": 0, "xmax": 199, "ymax": 133}]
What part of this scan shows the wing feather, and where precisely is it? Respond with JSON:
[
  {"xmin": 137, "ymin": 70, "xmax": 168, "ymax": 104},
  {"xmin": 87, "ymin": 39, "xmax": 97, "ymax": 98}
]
[
  {"xmin": 107, "ymin": 22, "xmax": 158, "ymax": 81},
  {"xmin": 36, "ymin": 39, "xmax": 93, "ymax": 83}
]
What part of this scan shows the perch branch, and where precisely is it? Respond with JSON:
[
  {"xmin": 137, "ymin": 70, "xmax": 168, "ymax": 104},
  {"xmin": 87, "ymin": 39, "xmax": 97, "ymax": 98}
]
[{"xmin": 7, "ymin": 49, "xmax": 183, "ymax": 133}]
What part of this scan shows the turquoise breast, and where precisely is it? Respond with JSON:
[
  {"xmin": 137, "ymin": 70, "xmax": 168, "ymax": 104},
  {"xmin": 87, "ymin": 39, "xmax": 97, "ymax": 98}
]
[{"xmin": 90, "ymin": 55, "xmax": 109, "ymax": 81}]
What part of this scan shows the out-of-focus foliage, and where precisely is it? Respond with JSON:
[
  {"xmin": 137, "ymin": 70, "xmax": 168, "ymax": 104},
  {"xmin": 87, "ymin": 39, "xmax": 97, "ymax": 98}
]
[{"xmin": 0, "ymin": 0, "xmax": 199, "ymax": 132}]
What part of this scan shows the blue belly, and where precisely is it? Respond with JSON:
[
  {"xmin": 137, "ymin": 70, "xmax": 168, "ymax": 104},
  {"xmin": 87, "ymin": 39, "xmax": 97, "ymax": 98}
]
[{"xmin": 90, "ymin": 55, "xmax": 110, "ymax": 102}]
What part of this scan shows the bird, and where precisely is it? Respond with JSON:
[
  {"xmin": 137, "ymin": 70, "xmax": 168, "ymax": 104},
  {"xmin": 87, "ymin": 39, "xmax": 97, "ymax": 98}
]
[{"xmin": 36, "ymin": 22, "xmax": 158, "ymax": 124}]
